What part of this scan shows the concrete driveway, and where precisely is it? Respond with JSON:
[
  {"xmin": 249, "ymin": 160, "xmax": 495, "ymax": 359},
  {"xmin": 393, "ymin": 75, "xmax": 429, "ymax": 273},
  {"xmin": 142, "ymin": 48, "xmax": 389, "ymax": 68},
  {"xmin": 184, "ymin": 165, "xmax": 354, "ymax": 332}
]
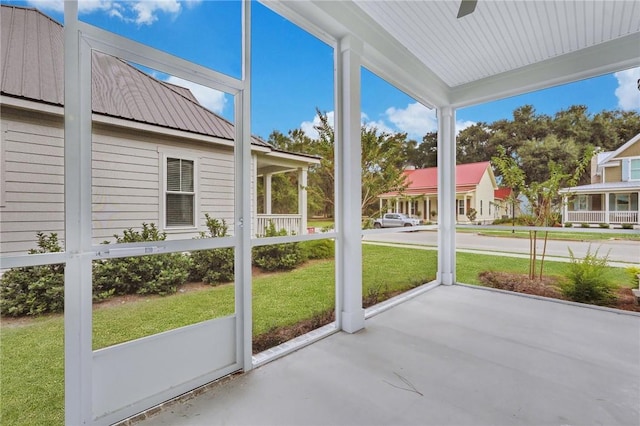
[{"xmin": 363, "ymin": 230, "xmax": 640, "ymax": 265}]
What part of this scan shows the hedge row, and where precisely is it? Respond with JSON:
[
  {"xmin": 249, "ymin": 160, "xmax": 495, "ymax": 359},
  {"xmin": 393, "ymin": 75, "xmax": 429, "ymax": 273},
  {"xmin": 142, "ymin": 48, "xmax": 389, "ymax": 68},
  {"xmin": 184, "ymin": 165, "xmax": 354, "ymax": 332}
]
[{"xmin": 0, "ymin": 218, "xmax": 334, "ymax": 317}]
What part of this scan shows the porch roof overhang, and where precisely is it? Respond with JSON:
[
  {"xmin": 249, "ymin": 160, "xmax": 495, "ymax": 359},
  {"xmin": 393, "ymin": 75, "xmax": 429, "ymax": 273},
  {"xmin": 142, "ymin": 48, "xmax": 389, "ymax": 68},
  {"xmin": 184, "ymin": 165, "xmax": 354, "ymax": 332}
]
[
  {"xmin": 256, "ymin": 149, "xmax": 321, "ymax": 176},
  {"xmin": 380, "ymin": 184, "xmax": 477, "ymax": 199},
  {"xmin": 559, "ymin": 181, "xmax": 640, "ymax": 195},
  {"xmin": 263, "ymin": 1, "xmax": 640, "ymax": 110}
]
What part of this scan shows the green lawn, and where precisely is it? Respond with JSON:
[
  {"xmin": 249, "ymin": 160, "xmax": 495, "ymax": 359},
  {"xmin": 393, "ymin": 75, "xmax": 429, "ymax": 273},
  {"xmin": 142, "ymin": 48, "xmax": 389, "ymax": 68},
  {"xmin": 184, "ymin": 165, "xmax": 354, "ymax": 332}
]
[
  {"xmin": 307, "ymin": 219, "xmax": 335, "ymax": 229},
  {"xmin": 458, "ymin": 228, "xmax": 640, "ymax": 241},
  {"xmin": 0, "ymin": 245, "xmax": 632, "ymax": 425}
]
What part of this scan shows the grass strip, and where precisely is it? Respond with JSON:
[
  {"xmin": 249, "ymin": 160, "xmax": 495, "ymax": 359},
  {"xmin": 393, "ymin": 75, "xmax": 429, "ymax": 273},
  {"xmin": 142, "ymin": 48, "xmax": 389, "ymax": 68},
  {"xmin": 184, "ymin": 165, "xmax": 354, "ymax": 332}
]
[{"xmin": 1, "ymin": 245, "xmax": 632, "ymax": 425}]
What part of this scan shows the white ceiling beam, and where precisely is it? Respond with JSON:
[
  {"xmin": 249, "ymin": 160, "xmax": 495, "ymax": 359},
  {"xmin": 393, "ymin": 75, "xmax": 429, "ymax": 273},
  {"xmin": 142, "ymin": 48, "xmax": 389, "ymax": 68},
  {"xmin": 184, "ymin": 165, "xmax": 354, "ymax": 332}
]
[{"xmin": 449, "ymin": 32, "xmax": 640, "ymax": 109}]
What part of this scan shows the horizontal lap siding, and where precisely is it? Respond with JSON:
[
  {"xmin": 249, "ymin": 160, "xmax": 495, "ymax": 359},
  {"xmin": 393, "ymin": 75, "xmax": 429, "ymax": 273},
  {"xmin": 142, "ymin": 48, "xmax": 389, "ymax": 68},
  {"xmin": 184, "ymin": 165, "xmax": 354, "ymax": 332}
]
[
  {"xmin": 198, "ymin": 147, "xmax": 235, "ymax": 235},
  {"xmin": 1, "ymin": 110, "xmax": 241, "ymax": 253},
  {"xmin": 1, "ymin": 111, "xmax": 65, "ymax": 254},
  {"xmin": 92, "ymin": 131, "xmax": 160, "ymax": 243},
  {"xmin": 92, "ymin": 131, "xmax": 237, "ymax": 242}
]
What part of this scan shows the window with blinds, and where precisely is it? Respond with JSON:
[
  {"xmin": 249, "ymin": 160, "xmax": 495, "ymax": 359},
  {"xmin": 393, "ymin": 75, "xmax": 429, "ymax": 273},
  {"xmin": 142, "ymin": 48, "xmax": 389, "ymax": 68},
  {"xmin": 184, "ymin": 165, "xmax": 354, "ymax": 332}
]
[{"xmin": 166, "ymin": 157, "xmax": 195, "ymax": 227}]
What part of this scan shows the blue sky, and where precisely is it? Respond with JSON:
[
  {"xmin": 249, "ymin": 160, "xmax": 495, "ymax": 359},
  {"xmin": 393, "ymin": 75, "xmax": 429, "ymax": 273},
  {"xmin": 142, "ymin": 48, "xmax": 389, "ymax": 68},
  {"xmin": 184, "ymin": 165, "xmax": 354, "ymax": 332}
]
[{"xmin": 5, "ymin": 0, "xmax": 639, "ymax": 141}]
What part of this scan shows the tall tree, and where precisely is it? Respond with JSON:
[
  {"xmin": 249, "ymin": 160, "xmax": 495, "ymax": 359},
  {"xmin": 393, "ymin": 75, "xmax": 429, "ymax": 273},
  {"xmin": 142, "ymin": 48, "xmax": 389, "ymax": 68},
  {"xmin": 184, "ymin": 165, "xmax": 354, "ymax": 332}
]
[
  {"xmin": 404, "ymin": 132, "xmax": 437, "ymax": 168},
  {"xmin": 312, "ymin": 111, "xmax": 408, "ymax": 217},
  {"xmin": 518, "ymin": 135, "xmax": 580, "ymax": 186},
  {"xmin": 360, "ymin": 126, "xmax": 408, "ymax": 215},
  {"xmin": 456, "ymin": 123, "xmax": 493, "ymax": 164}
]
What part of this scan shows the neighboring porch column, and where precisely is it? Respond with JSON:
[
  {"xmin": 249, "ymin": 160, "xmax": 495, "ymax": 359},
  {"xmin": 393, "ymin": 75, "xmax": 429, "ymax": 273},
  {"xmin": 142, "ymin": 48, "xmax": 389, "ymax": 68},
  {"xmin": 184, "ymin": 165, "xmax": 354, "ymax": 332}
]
[
  {"xmin": 604, "ymin": 192, "xmax": 610, "ymax": 224},
  {"xmin": 298, "ymin": 167, "xmax": 308, "ymax": 234},
  {"xmin": 562, "ymin": 195, "xmax": 568, "ymax": 224},
  {"xmin": 437, "ymin": 106, "xmax": 456, "ymax": 285},
  {"xmin": 379, "ymin": 198, "xmax": 383, "ymax": 214},
  {"xmin": 252, "ymin": 154, "xmax": 258, "ymax": 237},
  {"xmin": 335, "ymin": 35, "xmax": 365, "ymax": 333},
  {"xmin": 264, "ymin": 173, "xmax": 272, "ymax": 215},
  {"xmin": 462, "ymin": 195, "xmax": 467, "ymax": 221}
]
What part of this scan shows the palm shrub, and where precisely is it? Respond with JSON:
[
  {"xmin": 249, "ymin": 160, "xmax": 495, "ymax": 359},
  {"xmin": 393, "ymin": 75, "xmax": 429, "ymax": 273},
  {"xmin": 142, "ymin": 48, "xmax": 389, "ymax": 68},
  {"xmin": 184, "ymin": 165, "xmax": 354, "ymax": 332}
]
[
  {"xmin": 189, "ymin": 214, "xmax": 234, "ymax": 284},
  {"xmin": 0, "ymin": 232, "xmax": 65, "ymax": 316},
  {"xmin": 252, "ymin": 221, "xmax": 303, "ymax": 271},
  {"xmin": 561, "ymin": 247, "xmax": 615, "ymax": 305},
  {"xmin": 92, "ymin": 223, "xmax": 191, "ymax": 297}
]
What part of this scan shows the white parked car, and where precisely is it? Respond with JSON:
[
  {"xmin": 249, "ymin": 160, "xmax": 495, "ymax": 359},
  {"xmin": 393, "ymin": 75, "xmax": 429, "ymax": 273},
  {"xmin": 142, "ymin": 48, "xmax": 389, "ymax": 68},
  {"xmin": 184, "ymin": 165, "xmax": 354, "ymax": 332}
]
[{"xmin": 373, "ymin": 213, "xmax": 420, "ymax": 228}]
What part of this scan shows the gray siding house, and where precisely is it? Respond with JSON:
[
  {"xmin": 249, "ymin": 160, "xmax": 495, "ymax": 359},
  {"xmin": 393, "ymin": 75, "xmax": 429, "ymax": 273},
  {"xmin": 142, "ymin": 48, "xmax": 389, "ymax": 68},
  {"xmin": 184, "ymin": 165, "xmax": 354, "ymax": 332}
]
[{"xmin": 0, "ymin": 5, "xmax": 319, "ymax": 255}]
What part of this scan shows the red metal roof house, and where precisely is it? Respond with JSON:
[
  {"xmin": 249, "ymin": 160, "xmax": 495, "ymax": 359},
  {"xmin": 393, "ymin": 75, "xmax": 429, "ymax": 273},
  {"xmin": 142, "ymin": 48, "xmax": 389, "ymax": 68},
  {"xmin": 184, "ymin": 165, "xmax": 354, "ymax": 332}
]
[{"xmin": 379, "ymin": 161, "xmax": 511, "ymax": 224}]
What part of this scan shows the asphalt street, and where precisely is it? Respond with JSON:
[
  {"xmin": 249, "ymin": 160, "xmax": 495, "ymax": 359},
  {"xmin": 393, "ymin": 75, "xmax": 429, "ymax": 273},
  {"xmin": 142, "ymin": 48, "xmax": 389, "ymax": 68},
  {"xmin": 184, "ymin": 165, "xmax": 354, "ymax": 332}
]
[{"xmin": 362, "ymin": 229, "xmax": 640, "ymax": 265}]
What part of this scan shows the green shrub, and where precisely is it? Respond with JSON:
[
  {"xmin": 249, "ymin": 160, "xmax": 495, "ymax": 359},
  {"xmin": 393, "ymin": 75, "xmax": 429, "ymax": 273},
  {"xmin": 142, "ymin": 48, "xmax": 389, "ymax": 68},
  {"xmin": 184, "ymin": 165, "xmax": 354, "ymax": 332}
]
[
  {"xmin": 621, "ymin": 223, "xmax": 634, "ymax": 230},
  {"xmin": 580, "ymin": 222, "xmax": 591, "ymax": 228},
  {"xmin": 626, "ymin": 266, "xmax": 640, "ymax": 288},
  {"xmin": 598, "ymin": 223, "xmax": 610, "ymax": 229},
  {"xmin": 189, "ymin": 214, "xmax": 234, "ymax": 285},
  {"xmin": 564, "ymin": 222, "xmax": 573, "ymax": 228},
  {"xmin": 0, "ymin": 233, "xmax": 65, "ymax": 316},
  {"xmin": 300, "ymin": 239, "xmax": 335, "ymax": 261},
  {"xmin": 466, "ymin": 208, "xmax": 477, "ymax": 222},
  {"xmin": 93, "ymin": 223, "xmax": 191, "ymax": 297},
  {"xmin": 561, "ymin": 247, "xmax": 615, "ymax": 306},
  {"xmin": 492, "ymin": 216, "xmax": 531, "ymax": 226},
  {"xmin": 252, "ymin": 222, "xmax": 303, "ymax": 271}
]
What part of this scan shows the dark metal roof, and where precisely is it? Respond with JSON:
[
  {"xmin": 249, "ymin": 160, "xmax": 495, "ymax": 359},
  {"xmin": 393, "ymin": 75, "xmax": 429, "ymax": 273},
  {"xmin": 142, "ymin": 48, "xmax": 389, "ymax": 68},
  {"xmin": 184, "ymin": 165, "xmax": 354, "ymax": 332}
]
[{"xmin": 0, "ymin": 4, "xmax": 273, "ymax": 148}]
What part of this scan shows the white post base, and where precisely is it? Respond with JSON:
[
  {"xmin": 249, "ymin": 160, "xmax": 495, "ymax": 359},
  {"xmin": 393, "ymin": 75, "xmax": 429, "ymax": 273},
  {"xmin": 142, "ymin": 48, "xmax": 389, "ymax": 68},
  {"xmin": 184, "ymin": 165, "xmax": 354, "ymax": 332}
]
[{"xmin": 341, "ymin": 309, "xmax": 365, "ymax": 333}]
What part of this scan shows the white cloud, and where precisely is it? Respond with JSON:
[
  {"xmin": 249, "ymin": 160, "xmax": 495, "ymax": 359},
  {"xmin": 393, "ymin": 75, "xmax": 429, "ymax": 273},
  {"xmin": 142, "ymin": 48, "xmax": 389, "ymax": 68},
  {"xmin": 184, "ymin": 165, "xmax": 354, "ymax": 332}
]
[
  {"xmin": 300, "ymin": 111, "xmax": 335, "ymax": 139},
  {"xmin": 24, "ymin": 0, "xmax": 191, "ymax": 26},
  {"xmin": 132, "ymin": 0, "xmax": 181, "ymax": 25},
  {"xmin": 300, "ymin": 105, "xmax": 476, "ymax": 140},
  {"xmin": 455, "ymin": 120, "xmax": 476, "ymax": 134},
  {"xmin": 614, "ymin": 67, "xmax": 640, "ymax": 111},
  {"xmin": 164, "ymin": 76, "xmax": 227, "ymax": 114},
  {"xmin": 362, "ymin": 118, "xmax": 395, "ymax": 135},
  {"xmin": 384, "ymin": 102, "xmax": 438, "ymax": 138}
]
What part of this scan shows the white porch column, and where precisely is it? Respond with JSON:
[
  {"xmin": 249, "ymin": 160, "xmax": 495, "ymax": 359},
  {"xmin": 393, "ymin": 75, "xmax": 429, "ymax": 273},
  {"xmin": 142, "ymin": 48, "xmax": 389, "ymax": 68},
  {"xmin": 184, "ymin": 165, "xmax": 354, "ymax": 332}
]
[
  {"xmin": 264, "ymin": 173, "xmax": 272, "ymax": 215},
  {"xmin": 335, "ymin": 35, "xmax": 365, "ymax": 333},
  {"xmin": 437, "ymin": 106, "xmax": 456, "ymax": 285},
  {"xmin": 604, "ymin": 192, "xmax": 610, "ymax": 224},
  {"xmin": 298, "ymin": 167, "xmax": 308, "ymax": 234},
  {"xmin": 562, "ymin": 195, "xmax": 568, "ymax": 224},
  {"xmin": 379, "ymin": 197, "xmax": 383, "ymax": 214},
  {"xmin": 252, "ymin": 154, "xmax": 258, "ymax": 237},
  {"xmin": 464, "ymin": 195, "xmax": 468, "ymax": 219}
]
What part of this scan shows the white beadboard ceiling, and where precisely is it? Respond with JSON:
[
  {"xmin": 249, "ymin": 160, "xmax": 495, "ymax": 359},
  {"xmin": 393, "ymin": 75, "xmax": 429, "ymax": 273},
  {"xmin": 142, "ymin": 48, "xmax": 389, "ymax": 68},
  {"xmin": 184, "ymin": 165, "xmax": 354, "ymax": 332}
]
[
  {"xmin": 263, "ymin": 0, "xmax": 640, "ymax": 108},
  {"xmin": 355, "ymin": 0, "xmax": 639, "ymax": 87}
]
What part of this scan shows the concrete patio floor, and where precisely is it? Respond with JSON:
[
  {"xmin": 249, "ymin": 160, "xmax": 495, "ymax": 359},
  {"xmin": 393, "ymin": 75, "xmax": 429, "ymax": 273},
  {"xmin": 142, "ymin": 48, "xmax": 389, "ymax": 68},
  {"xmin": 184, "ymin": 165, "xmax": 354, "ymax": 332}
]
[{"xmin": 142, "ymin": 285, "xmax": 640, "ymax": 426}]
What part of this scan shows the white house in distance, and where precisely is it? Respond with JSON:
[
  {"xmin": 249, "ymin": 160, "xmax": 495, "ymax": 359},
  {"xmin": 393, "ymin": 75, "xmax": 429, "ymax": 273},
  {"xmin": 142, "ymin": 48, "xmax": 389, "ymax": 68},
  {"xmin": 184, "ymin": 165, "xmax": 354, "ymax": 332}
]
[
  {"xmin": 560, "ymin": 133, "xmax": 640, "ymax": 227},
  {"xmin": 378, "ymin": 161, "xmax": 510, "ymax": 224},
  {"xmin": 0, "ymin": 5, "xmax": 319, "ymax": 255}
]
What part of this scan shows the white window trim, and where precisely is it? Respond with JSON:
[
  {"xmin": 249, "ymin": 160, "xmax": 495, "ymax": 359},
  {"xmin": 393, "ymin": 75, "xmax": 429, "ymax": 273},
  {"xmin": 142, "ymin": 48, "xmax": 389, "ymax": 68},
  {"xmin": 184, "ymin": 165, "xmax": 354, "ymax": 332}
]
[{"xmin": 159, "ymin": 150, "xmax": 199, "ymax": 232}]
